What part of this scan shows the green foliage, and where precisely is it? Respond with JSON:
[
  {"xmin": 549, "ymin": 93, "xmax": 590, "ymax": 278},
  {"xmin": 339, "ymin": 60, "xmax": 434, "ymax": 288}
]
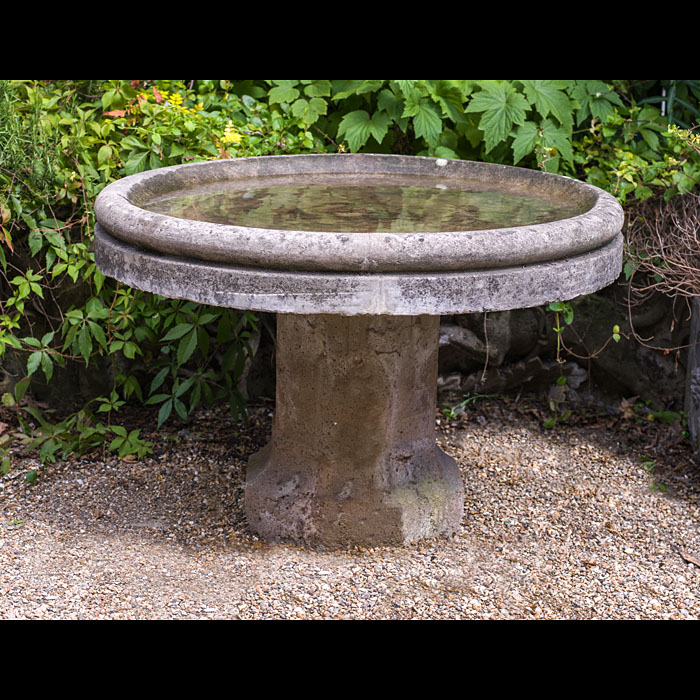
[
  {"xmin": 633, "ymin": 80, "xmax": 700, "ymax": 129},
  {"xmin": 258, "ymin": 80, "xmax": 599, "ymax": 174},
  {"xmin": 640, "ymin": 455, "xmax": 667, "ymax": 493},
  {"xmin": 573, "ymin": 104, "xmax": 700, "ymax": 203},
  {"xmin": 0, "ymin": 79, "xmax": 321, "ymax": 479},
  {"xmin": 631, "ymin": 399, "xmax": 686, "ymax": 427},
  {"xmin": 2, "ymin": 78, "xmax": 699, "ymax": 479},
  {"xmin": 250, "ymin": 80, "xmax": 700, "ymax": 197},
  {"xmin": 441, "ymin": 392, "xmax": 499, "ymax": 420},
  {"xmin": 308, "ymin": 79, "xmax": 582, "ymax": 169}
]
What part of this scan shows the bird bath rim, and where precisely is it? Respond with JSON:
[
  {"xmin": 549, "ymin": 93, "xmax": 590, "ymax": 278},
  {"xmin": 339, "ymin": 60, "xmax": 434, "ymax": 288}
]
[
  {"xmin": 93, "ymin": 153, "xmax": 624, "ymax": 274},
  {"xmin": 92, "ymin": 154, "xmax": 626, "ymax": 547}
]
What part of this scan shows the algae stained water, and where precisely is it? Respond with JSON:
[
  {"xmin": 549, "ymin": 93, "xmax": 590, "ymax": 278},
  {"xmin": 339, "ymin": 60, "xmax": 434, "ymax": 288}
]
[{"xmin": 142, "ymin": 175, "xmax": 589, "ymax": 234}]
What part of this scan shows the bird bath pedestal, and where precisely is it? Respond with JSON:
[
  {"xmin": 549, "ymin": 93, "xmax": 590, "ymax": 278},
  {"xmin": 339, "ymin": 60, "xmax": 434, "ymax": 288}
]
[{"xmin": 94, "ymin": 154, "xmax": 623, "ymax": 549}]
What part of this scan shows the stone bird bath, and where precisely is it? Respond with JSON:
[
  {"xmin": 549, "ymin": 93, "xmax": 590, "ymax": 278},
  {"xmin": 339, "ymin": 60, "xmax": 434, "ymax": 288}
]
[{"xmin": 94, "ymin": 153, "xmax": 624, "ymax": 549}]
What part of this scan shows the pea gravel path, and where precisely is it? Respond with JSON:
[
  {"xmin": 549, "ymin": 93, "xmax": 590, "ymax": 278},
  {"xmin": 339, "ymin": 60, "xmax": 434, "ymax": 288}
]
[{"xmin": 1, "ymin": 397, "xmax": 699, "ymax": 620}]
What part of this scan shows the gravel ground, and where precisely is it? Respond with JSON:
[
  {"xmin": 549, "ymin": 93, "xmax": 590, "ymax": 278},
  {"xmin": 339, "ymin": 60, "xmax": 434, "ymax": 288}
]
[{"xmin": 1, "ymin": 395, "xmax": 699, "ymax": 620}]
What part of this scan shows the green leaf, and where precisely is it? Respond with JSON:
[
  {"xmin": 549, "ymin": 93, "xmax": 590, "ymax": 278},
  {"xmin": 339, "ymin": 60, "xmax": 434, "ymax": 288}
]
[
  {"xmin": 331, "ymin": 80, "xmax": 366, "ymax": 101},
  {"xmin": 118, "ymin": 440, "xmax": 133, "ymax": 458},
  {"xmin": 174, "ymin": 398, "xmax": 188, "ymax": 421},
  {"xmin": 466, "ymin": 81, "xmax": 529, "ymax": 152},
  {"xmin": 27, "ymin": 351, "xmax": 42, "ymax": 376},
  {"xmin": 25, "ymin": 469, "xmax": 38, "ymax": 484},
  {"xmin": 268, "ymin": 82, "xmax": 300, "ymax": 104},
  {"xmin": 177, "ymin": 328, "xmax": 198, "ymax": 366},
  {"xmin": 548, "ymin": 300, "xmax": 575, "ymax": 325},
  {"xmin": 196, "ymin": 326, "xmax": 209, "ymax": 358},
  {"xmin": 540, "ymin": 118, "xmax": 574, "ymax": 164},
  {"xmin": 87, "ymin": 321, "xmax": 107, "ymax": 350},
  {"xmin": 394, "ymin": 80, "xmax": 418, "ymax": 94},
  {"xmin": 337, "ymin": 110, "xmax": 392, "ymax": 152},
  {"xmin": 124, "ymin": 151, "xmax": 149, "ymax": 175},
  {"xmin": 302, "ymin": 80, "xmax": 331, "ymax": 98},
  {"xmin": 14, "ymin": 377, "xmax": 30, "ymax": 402},
  {"xmin": 157, "ymin": 398, "xmax": 173, "ymax": 428},
  {"xmin": 109, "ymin": 436, "xmax": 124, "ymax": 451},
  {"xmin": 28, "ymin": 229, "xmax": 43, "ymax": 256},
  {"xmin": 175, "ymin": 377, "xmax": 194, "ymax": 398},
  {"xmin": 145, "ymin": 393, "xmax": 170, "ymax": 405},
  {"xmin": 377, "ymin": 89, "xmax": 406, "ymax": 124},
  {"xmin": 512, "ymin": 121, "xmax": 540, "ymax": 164},
  {"xmin": 121, "ymin": 375, "xmax": 143, "ymax": 403},
  {"xmin": 93, "ymin": 268, "xmax": 106, "ymax": 294},
  {"xmin": 520, "ymin": 80, "xmax": 573, "ymax": 129},
  {"xmin": 120, "ymin": 135, "xmax": 146, "ymax": 151},
  {"xmin": 189, "ymin": 381, "xmax": 202, "ymax": 413},
  {"xmin": 122, "ymin": 341, "xmax": 139, "ymax": 359},
  {"xmin": 97, "ymin": 144, "xmax": 112, "ymax": 166},
  {"xmin": 425, "ymin": 80, "xmax": 467, "ymax": 124},
  {"xmin": 350, "ymin": 80, "xmax": 384, "ymax": 96},
  {"xmin": 78, "ymin": 325, "xmax": 92, "ymax": 364},
  {"xmin": 22, "ymin": 336, "xmax": 43, "ymax": 349},
  {"xmin": 40, "ymin": 331, "xmax": 55, "ymax": 348},
  {"xmin": 161, "ymin": 322, "xmax": 193, "ymax": 342},
  {"xmin": 403, "ymin": 97, "xmax": 443, "ymax": 147},
  {"xmin": 101, "ymin": 90, "xmax": 116, "ymax": 110},
  {"xmin": 149, "ymin": 366, "xmax": 170, "ymax": 394},
  {"xmin": 197, "ymin": 311, "xmax": 220, "ymax": 326},
  {"xmin": 40, "ymin": 352, "xmax": 53, "ymax": 382},
  {"xmin": 434, "ymin": 146, "xmax": 458, "ymax": 160},
  {"xmin": 570, "ymin": 81, "xmax": 624, "ymax": 125},
  {"xmin": 290, "ymin": 97, "xmax": 327, "ymax": 125},
  {"xmin": 51, "ymin": 262, "xmax": 68, "ymax": 278}
]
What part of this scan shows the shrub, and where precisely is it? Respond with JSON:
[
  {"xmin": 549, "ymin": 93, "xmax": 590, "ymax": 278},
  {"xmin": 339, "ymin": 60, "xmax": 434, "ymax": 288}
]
[
  {"xmin": 0, "ymin": 79, "xmax": 326, "ymax": 474},
  {"xmin": 1, "ymin": 79, "xmax": 699, "ymax": 478}
]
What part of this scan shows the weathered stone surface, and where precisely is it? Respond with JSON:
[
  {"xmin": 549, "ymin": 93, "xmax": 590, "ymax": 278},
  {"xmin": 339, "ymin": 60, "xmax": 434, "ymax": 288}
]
[
  {"xmin": 94, "ymin": 224, "xmax": 622, "ymax": 316},
  {"xmin": 438, "ymin": 283, "xmax": 689, "ymax": 412},
  {"xmin": 93, "ymin": 154, "xmax": 625, "ymax": 548},
  {"xmin": 562, "ymin": 291, "xmax": 687, "ymax": 407},
  {"xmin": 440, "ymin": 357, "xmax": 584, "ymax": 399},
  {"xmin": 439, "ymin": 309, "xmax": 545, "ymax": 375},
  {"xmin": 685, "ymin": 298, "xmax": 700, "ymax": 456},
  {"xmin": 94, "ymin": 154, "xmax": 623, "ymax": 273},
  {"xmin": 245, "ymin": 314, "xmax": 464, "ymax": 548}
]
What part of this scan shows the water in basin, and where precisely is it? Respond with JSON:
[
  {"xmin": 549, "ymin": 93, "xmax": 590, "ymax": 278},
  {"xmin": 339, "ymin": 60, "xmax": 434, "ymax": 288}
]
[{"xmin": 142, "ymin": 174, "xmax": 589, "ymax": 234}]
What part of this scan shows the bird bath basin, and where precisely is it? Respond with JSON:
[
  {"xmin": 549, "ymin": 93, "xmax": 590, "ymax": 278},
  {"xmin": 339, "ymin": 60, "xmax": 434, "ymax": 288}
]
[{"xmin": 94, "ymin": 153, "xmax": 624, "ymax": 548}]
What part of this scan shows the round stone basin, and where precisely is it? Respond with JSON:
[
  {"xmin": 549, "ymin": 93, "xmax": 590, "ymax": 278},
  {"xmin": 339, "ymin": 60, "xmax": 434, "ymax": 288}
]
[
  {"xmin": 143, "ymin": 176, "xmax": 587, "ymax": 235},
  {"xmin": 94, "ymin": 154, "xmax": 624, "ymax": 549}
]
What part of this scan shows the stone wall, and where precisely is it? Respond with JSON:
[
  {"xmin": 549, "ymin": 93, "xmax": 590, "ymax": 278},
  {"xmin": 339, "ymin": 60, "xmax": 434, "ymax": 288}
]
[{"xmin": 436, "ymin": 276, "xmax": 689, "ymax": 413}]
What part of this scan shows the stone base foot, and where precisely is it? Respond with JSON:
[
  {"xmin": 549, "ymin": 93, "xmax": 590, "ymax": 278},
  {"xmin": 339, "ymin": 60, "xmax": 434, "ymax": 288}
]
[{"xmin": 245, "ymin": 314, "xmax": 465, "ymax": 549}]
